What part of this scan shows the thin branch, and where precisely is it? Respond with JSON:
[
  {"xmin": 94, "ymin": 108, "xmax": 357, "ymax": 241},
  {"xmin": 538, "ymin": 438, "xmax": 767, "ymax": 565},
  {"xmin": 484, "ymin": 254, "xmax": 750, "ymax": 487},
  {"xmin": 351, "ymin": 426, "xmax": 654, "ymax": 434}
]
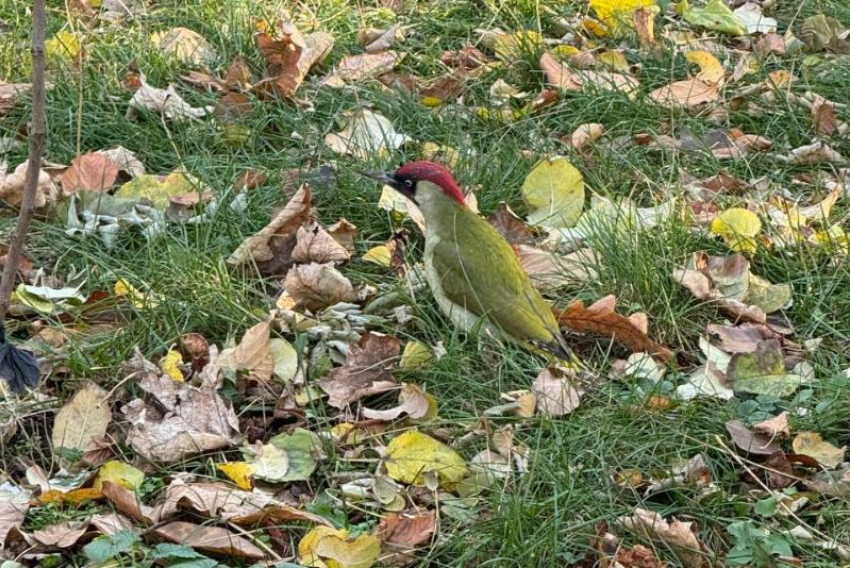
[{"xmin": 0, "ymin": 0, "xmax": 47, "ymax": 320}]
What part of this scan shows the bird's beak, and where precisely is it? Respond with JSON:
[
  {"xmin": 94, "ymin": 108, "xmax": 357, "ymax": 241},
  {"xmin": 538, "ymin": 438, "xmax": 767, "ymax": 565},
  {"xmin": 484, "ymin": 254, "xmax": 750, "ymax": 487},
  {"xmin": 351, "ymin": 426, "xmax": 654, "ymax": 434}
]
[{"xmin": 359, "ymin": 170, "xmax": 396, "ymax": 185}]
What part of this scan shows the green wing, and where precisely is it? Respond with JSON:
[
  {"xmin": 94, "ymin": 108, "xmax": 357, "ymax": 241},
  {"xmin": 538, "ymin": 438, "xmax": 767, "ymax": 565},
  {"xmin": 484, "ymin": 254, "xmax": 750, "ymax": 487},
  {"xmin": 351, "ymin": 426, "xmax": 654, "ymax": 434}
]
[{"xmin": 430, "ymin": 209, "xmax": 560, "ymax": 345}]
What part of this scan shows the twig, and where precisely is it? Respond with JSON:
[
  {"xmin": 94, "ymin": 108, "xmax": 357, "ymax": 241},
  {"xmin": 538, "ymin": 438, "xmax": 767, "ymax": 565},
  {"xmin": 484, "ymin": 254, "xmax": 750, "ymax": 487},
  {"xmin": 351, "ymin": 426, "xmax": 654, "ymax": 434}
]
[{"xmin": 0, "ymin": 0, "xmax": 47, "ymax": 320}]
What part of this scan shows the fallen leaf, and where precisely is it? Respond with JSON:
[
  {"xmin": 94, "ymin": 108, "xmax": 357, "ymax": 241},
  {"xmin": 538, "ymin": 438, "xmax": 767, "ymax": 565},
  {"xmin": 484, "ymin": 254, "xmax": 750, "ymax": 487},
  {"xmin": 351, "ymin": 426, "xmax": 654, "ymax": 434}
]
[
  {"xmin": 754, "ymin": 412, "xmax": 790, "ymax": 438},
  {"xmin": 246, "ymin": 428, "xmax": 323, "ymax": 483},
  {"xmin": 569, "ymin": 123, "xmax": 605, "ymax": 150},
  {"xmin": 726, "ymin": 419, "xmax": 781, "ymax": 455},
  {"xmin": 786, "ymin": 141, "xmax": 846, "ymax": 165},
  {"xmin": 676, "ymin": 337, "xmax": 735, "ymax": 401},
  {"xmin": 0, "ymin": 487, "xmax": 30, "ymax": 547},
  {"xmin": 227, "ymin": 184, "xmax": 313, "ymax": 276},
  {"xmin": 255, "ymin": 20, "xmax": 333, "ymax": 99},
  {"xmin": 299, "ymin": 526, "xmax": 382, "ymax": 568},
  {"xmin": 540, "ymin": 53, "xmax": 639, "ymax": 94},
  {"xmin": 685, "ymin": 51, "xmax": 725, "ymax": 85},
  {"xmin": 121, "ymin": 364, "xmax": 240, "ymax": 463},
  {"xmin": 358, "ymin": 23, "xmax": 405, "ymax": 52},
  {"xmin": 27, "ymin": 520, "xmax": 89, "ymax": 549},
  {"xmin": 800, "ymin": 14, "xmax": 850, "ymax": 53},
  {"xmin": 216, "ymin": 462, "xmax": 254, "ymax": 490},
  {"xmin": 0, "ymin": 160, "xmax": 60, "ymax": 208},
  {"xmin": 151, "ymin": 27, "xmax": 217, "ymax": 66},
  {"xmin": 710, "ymin": 208, "xmax": 762, "ymax": 254},
  {"xmin": 362, "ymin": 383, "xmax": 431, "ymax": 421},
  {"xmin": 514, "ymin": 245, "xmax": 598, "ymax": 289},
  {"xmin": 488, "ymin": 203, "xmax": 537, "ymax": 245},
  {"xmin": 650, "ymin": 78, "xmax": 719, "ymax": 108},
  {"xmin": 377, "ymin": 510, "xmax": 436, "ymax": 550},
  {"xmin": 293, "ymin": 223, "xmax": 351, "ymax": 264},
  {"xmin": 96, "ymin": 146, "xmax": 145, "ymax": 178},
  {"xmin": 155, "ymin": 521, "xmax": 265, "ymax": 560},
  {"xmin": 320, "ymin": 333, "xmax": 400, "ymax": 408},
  {"xmin": 325, "ymin": 51, "xmax": 404, "ymax": 86},
  {"xmin": 531, "ymin": 368, "xmax": 583, "ymax": 417},
  {"xmin": 93, "ymin": 461, "xmax": 145, "ymax": 491},
  {"xmin": 522, "ymin": 156, "xmax": 585, "ymax": 228},
  {"xmin": 217, "ymin": 322, "xmax": 273, "ymax": 383},
  {"xmin": 633, "ymin": 6, "xmax": 660, "ymax": 50},
  {"xmin": 733, "ymin": 2, "xmax": 777, "ymax": 35},
  {"xmin": 284, "ymin": 262, "xmax": 357, "ymax": 312},
  {"xmin": 159, "ymin": 350, "xmax": 184, "ymax": 381},
  {"xmin": 793, "ymin": 432, "xmax": 845, "ymax": 468},
  {"xmin": 327, "ymin": 218, "xmax": 358, "ymax": 253},
  {"xmin": 100, "ymin": 481, "xmax": 156, "ymax": 525},
  {"xmin": 441, "ymin": 45, "xmax": 490, "ymax": 70},
  {"xmin": 590, "ymin": 0, "xmax": 657, "ymax": 34},
  {"xmin": 812, "ymin": 96, "xmax": 840, "ymax": 137},
  {"xmin": 61, "ymin": 153, "xmax": 120, "ymax": 194},
  {"xmin": 618, "ymin": 508, "xmax": 709, "ymax": 568},
  {"xmin": 385, "ymin": 429, "xmax": 467, "ymax": 485},
  {"xmin": 325, "ymin": 109, "xmax": 409, "ymax": 159},
  {"xmin": 52, "ymin": 382, "xmax": 111, "ymax": 463},
  {"xmin": 46, "ymin": 30, "xmax": 83, "ymax": 62},
  {"xmin": 126, "ymin": 77, "xmax": 212, "ymax": 121},
  {"xmin": 677, "ymin": 0, "xmax": 746, "ymax": 36},
  {"xmin": 707, "ymin": 322, "xmax": 786, "ymax": 353},
  {"xmin": 556, "ymin": 295, "xmax": 674, "ymax": 361},
  {"xmin": 728, "ymin": 340, "xmax": 807, "ymax": 396}
]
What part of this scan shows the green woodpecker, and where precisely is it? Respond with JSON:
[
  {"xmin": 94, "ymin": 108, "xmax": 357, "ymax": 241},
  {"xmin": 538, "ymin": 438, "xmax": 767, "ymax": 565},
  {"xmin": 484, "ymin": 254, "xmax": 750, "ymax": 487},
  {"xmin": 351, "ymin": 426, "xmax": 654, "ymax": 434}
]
[{"xmin": 366, "ymin": 161, "xmax": 572, "ymax": 360}]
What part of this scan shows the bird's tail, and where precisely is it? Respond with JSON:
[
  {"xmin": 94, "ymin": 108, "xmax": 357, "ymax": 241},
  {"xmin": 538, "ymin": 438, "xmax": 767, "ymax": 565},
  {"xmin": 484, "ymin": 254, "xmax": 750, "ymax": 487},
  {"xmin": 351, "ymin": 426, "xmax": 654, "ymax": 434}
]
[{"xmin": 529, "ymin": 337, "xmax": 582, "ymax": 368}]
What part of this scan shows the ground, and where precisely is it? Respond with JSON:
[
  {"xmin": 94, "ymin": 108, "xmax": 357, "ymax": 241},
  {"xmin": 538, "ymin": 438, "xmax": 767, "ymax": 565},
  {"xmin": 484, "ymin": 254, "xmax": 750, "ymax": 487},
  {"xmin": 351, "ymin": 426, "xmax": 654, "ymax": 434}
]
[{"xmin": 2, "ymin": 0, "xmax": 850, "ymax": 566}]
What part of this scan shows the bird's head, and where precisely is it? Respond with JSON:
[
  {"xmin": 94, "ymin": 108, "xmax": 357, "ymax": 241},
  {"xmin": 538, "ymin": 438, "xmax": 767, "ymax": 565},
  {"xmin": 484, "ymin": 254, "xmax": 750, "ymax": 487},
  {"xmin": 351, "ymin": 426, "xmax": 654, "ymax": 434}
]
[{"xmin": 363, "ymin": 161, "xmax": 465, "ymax": 209}]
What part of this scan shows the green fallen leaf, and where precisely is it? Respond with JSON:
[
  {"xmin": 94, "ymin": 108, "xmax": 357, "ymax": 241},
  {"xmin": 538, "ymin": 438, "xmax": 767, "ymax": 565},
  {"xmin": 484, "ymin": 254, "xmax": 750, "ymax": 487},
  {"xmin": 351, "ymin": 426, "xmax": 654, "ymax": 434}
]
[
  {"xmin": 677, "ymin": 0, "xmax": 747, "ymax": 36},
  {"xmin": 729, "ymin": 340, "xmax": 806, "ymax": 397},
  {"xmin": 521, "ymin": 156, "xmax": 585, "ymax": 229}
]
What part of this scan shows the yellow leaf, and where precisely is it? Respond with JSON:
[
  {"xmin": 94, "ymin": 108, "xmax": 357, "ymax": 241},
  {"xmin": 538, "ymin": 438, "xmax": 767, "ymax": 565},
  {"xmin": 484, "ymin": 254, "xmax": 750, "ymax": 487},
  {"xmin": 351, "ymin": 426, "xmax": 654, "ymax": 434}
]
[
  {"xmin": 598, "ymin": 51, "xmax": 630, "ymax": 72},
  {"xmin": 115, "ymin": 172, "xmax": 197, "ymax": 210},
  {"xmin": 46, "ymin": 30, "xmax": 82, "ymax": 62},
  {"xmin": 399, "ymin": 341, "xmax": 434, "ymax": 370},
  {"xmin": 362, "ymin": 245, "xmax": 392, "ymax": 267},
  {"xmin": 711, "ymin": 208, "xmax": 762, "ymax": 254},
  {"xmin": 299, "ymin": 526, "xmax": 382, "ymax": 568},
  {"xmin": 581, "ymin": 17, "xmax": 610, "ymax": 38},
  {"xmin": 792, "ymin": 432, "xmax": 845, "ymax": 469},
  {"xmin": 217, "ymin": 462, "xmax": 254, "ymax": 490},
  {"xmin": 384, "ymin": 430, "xmax": 467, "ymax": 486},
  {"xmin": 160, "ymin": 350, "xmax": 184, "ymax": 382},
  {"xmin": 493, "ymin": 31, "xmax": 543, "ymax": 60},
  {"xmin": 590, "ymin": 0, "xmax": 657, "ymax": 34},
  {"xmin": 94, "ymin": 460, "xmax": 145, "ymax": 491},
  {"xmin": 421, "ymin": 142, "xmax": 460, "ymax": 168},
  {"xmin": 685, "ymin": 51, "xmax": 725, "ymax": 85},
  {"xmin": 114, "ymin": 278, "xmax": 158, "ymax": 309},
  {"xmin": 521, "ymin": 156, "xmax": 585, "ymax": 229}
]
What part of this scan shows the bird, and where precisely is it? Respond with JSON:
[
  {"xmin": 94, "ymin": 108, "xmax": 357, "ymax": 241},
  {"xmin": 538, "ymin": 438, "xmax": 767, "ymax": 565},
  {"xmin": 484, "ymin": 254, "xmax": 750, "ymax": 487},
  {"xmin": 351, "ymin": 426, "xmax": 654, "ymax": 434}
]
[{"xmin": 364, "ymin": 160, "xmax": 572, "ymax": 361}]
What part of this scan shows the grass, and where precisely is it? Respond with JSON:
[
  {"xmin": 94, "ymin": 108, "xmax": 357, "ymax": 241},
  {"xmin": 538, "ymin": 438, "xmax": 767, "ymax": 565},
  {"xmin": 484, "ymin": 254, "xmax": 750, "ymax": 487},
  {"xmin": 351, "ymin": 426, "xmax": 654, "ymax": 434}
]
[{"xmin": 2, "ymin": 0, "xmax": 850, "ymax": 566}]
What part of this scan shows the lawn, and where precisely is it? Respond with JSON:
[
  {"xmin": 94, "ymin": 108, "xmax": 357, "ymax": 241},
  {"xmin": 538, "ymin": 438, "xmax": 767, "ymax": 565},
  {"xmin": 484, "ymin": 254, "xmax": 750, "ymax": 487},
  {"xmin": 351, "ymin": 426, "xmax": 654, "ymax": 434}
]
[{"xmin": 2, "ymin": 0, "xmax": 850, "ymax": 566}]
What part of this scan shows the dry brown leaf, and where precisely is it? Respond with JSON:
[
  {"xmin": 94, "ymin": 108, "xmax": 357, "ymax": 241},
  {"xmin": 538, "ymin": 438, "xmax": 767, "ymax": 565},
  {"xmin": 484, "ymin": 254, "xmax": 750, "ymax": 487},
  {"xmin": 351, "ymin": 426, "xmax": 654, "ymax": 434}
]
[
  {"xmin": 227, "ymin": 184, "xmax": 313, "ymax": 276},
  {"xmin": 514, "ymin": 245, "xmax": 598, "ymax": 290},
  {"xmin": 26, "ymin": 521, "xmax": 89, "ymax": 549},
  {"xmin": 541, "ymin": 52, "xmax": 638, "ymax": 94},
  {"xmin": 0, "ymin": 160, "xmax": 59, "ymax": 208},
  {"xmin": 223, "ymin": 55, "xmax": 254, "ymax": 91},
  {"xmin": 327, "ymin": 218, "xmax": 358, "ymax": 253},
  {"xmin": 155, "ymin": 521, "xmax": 266, "ymax": 560},
  {"xmin": 358, "ymin": 23, "xmax": 405, "ymax": 52},
  {"xmin": 812, "ymin": 97, "xmax": 840, "ymax": 137},
  {"xmin": 319, "ymin": 332, "xmax": 400, "ymax": 408},
  {"xmin": 101, "ymin": 481, "xmax": 157, "ymax": 525},
  {"xmin": 753, "ymin": 412, "xmax": 790, "ymax": 438},
  {"xmin": 284, "ymin": 262, "xmax": 357, "ymax": 312},
  {"xmin": 488, "ymin": 203, "xmax": 537, "ymax": 245},
  {"xmin": 556, "ymin": 295, "xmax": 674, "ymax": 361},
  {"xmin": 618, "ymin": 508, "xmax": 709, "ymax": 568},
  {"xmin": 531, "ymin": 368, "xmax": 583, "ymax": 417},
  {"xmin": 255, "ymin": 20, "xmax": 304, "ymax": 98},
  {"xmin": 595, "ymin": 530, "xmax": 666, "ymax": 568},
  {"xmin": 326, "ymin": 51, "xmax": 404, "ymax": 86},
  {"xmin": 61, "ymin": 152, "xmax": 120, "ymax": 194},
  {"xmin": 126, "ymin": 78, "xmax": 212, "ymax": 121},
  {"xmin": 52, "ymin": 382, "xmax": 112, "ymax": 462},
  {"xmin": 441, "ymin": 45, "xmax": 490, "ymax": 70},
  {"xmin": 633, "ymin": 6, "xmax": 658, "ymax": 50},
  {"xmin": 121, "ymin": 367, "xmax": 240, "ymax": 463},
  {"xmin": 217, "ymin": 322, "xmax": 274, "ymax": 383},
  {"xmin": 89, "ymin": 513, "xmax": 136, "ymax": 536},
  {"xmin": 726, "ymin": 419, "xmax": 781, "ymax": 455},
  {"xmin": 706, "ymin": 322, "xmax": 787, "ymax": 353},
  {"xmin": 362, "ymin": 383, "xmax": 430, "ymax": 421},
  {"xmin": 755, "ymin": 33, "xmax": 787, "ymax": 55},
  {"xmin": 540, "ymin": 52, "xmax": 583, "ymax": 91},
  {"xmin": 786, "ymin": 141, "xmax": 846, "ymax": 165},
  {"xmin": 0, "ymin": 490, "xmax": 29, "ymax": 547},
  {"xmin": 292, "ymin": 223, "xmax": 351, "ymax": 264},
  {"xmin": 377, "ymin": 510, "xmax": 437, "ymax": 550},
  {"xmin": 649, "ymin": 79, "xmax": 719, "ymax": 108},
  {"xmin": 569, "ymin": 122, "xmax": 605, "ymax": 149}
]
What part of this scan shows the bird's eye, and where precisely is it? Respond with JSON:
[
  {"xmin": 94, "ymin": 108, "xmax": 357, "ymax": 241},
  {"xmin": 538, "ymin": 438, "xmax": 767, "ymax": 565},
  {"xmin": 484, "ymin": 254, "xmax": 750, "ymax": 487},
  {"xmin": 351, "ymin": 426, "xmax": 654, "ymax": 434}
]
[{"xmin": 403, "ymin": 179, "xmax": 414, "ymax": 188}]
